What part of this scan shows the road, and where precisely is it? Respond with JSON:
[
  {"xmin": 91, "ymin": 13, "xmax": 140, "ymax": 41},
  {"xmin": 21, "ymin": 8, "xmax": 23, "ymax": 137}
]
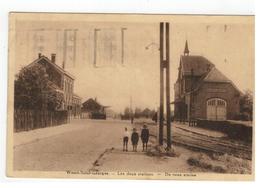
[
  {"xmin": 13, "ymin": 118, "xmax": 252, "ymax": 173},
  {"xmin": 14, "ymin": 119, "xmax": 133, "ymax": 171}
]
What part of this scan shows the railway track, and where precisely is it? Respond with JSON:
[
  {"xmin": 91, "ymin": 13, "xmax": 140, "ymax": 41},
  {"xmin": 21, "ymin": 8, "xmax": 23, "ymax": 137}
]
[{"xmin": 135, "ymin": 123, "xmax": 252, "ymax": 160}]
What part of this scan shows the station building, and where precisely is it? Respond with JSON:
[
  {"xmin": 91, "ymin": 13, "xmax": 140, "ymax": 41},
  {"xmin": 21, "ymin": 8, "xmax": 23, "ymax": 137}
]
[{"xmin": 173, "ymin": 41, "xmax": 241, "ymax": 121}]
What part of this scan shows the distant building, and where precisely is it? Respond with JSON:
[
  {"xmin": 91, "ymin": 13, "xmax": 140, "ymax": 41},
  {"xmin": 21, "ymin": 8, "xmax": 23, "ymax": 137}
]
[
  {"xmin": 81, "ymin": 98, "xmax": 109, "ymax": 119},
  {"xmin": 27, "ymin": 53, "xmax": 79, "ymax": 112},
  {"xmin": 173, "ymin": 41, "xmax": 241, "ymax": 121},
  {"xmin": 72, "ymin": 94, "xmax": 82, "ymax": 118}
]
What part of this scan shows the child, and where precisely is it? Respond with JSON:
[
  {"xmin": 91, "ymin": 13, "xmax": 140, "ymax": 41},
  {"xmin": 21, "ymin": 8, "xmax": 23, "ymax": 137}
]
[
  {"xmin": 131, "ymin": 128, "xmax": 139, "ymax": 152},
  {"xmin": 123, "ymin": 127, "xmax": 130, "ymax": 151},
  {"xmin": 141, "ymin": 124, "xmax": 149, "ymax": 151}
]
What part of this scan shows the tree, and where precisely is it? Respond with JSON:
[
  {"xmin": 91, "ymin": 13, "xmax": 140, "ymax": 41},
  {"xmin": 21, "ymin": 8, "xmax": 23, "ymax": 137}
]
[
  {"xmin": 124, "ymin": 107, "xmax": 131, "ymax": 118},
  {"xmin": 142, "ymin": 108, "xmax": 152, "ymax": 118},
  {"xmin": 239, "ymin": 89, "xmax": 253, "ymax": 121},
  {"xmin": 14, "ymin": 64, "xmax": 64, "ymax": 111},
  {"xmin": 141, "ymin": 108, "xmax": 156, "ymax": 118},
  {"xmin": 134, "ymin": 107, "xmax": 142, "ymax": 118}
]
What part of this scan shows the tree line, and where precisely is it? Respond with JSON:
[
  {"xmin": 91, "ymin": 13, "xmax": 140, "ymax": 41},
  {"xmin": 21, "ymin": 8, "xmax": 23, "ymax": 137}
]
[{"xmin": 121, "ymin": 107, "xmax": 156, "ymax": 120}]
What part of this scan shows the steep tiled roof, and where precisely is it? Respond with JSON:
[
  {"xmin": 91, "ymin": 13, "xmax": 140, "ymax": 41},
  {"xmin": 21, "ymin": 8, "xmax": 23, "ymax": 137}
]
[
  {"xmin": 180, "ymin": 55, "xmax": 214, "ymax": 76},
  {"xmin": 83, "ymin": 98, "xmax": 110, "ymax": 109},
  {"xmin": 203, "ymin": 67, "xmax": 230, "ymax": 83},
  {"xmin": 83, "ymin": 98, "xmax": 108, "ymax": 107},
  {"xmin": 187, "ymin": 66, "xmax": 242, "ymax": 95},
  {"xmin": 27, "ymin": 55, "xmax": 75, "ymax": 80}
]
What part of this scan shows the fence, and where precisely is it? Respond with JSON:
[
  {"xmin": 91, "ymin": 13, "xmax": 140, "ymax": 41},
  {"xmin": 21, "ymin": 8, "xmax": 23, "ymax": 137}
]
[{"xmin": 14, "ymin": 109, "xmax": 68, "ymax": 132}]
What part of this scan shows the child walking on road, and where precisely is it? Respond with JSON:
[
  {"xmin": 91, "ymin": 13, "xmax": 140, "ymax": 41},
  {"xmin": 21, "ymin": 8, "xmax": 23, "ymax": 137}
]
[
  {"xmin": 131, "ymin": 128, "xmax": 139, "ymax": 152},
  {"xmin": 123, "ymin": 127, "xmax": 130, "ymax": 152}
]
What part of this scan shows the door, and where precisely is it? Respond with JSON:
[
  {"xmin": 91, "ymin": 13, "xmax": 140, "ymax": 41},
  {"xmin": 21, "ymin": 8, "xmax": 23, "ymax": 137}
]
[{"xmin": 207, "ymin": 98, "xmax": 227, "ymax": 120}]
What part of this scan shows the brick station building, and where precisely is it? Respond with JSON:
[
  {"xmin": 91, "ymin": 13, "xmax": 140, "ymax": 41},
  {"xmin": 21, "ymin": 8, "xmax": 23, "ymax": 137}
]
[
  {"xmin": 173, "ymin": 41, "xmax": 241, "ymax": 121},
  {"xmin": 81, "ymin": 98, "xmax": 109, "ymax": 119},
  {"xmin": 27, "ymin": 53, "xmax": 81, "ymax": 113}
]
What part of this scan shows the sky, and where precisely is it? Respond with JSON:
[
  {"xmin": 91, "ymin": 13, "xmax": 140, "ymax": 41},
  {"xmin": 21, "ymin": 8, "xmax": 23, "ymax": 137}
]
[{"xmin": 13, "ymin": 14, "xmax": 254, "ymax": 113}]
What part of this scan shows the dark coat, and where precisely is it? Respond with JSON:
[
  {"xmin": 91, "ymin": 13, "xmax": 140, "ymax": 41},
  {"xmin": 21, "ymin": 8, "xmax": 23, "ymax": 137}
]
[
  {"xmin": 141, "ymin": 128, "xmax": 149, "ymax": 143},
  {"xmin": 131, "ymin": 132, "xmax": 139, "ymax": 145}
]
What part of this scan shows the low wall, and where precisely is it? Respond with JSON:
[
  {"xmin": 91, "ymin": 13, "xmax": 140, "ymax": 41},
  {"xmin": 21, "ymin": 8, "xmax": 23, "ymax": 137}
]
[{"xmin": 196, "ymin": 119, "xmax": 252, "ymax": 142}]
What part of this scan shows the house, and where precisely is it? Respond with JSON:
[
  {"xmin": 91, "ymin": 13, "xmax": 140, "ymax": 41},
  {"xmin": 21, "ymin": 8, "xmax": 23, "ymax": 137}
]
[
  {"xmin": 81, "ymin": 98, "xmax": 109, "ymax": 119},
  {"xmin": 173, "ymin": 41, "xmax": 241, "ymax": 121},
  {"xmin": 26, "ymin": 53, "xmax": 76, "ymax": 112}
]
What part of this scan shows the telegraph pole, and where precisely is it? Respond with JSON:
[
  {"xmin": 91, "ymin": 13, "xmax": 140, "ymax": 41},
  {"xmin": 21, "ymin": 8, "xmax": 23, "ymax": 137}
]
[
  {"xmin": 145, "ymin": 22, "xmax": 172, "ymax": 148},
  {"xmin": 159, "ymin": 22, "xmax": 172, "ymax": 149},
  {"xmin": 189, "ymin": 68, "xmax": 194, "ymax": 126},
  {"xmin": 165, "ymin": 22, "xmax": 171, "ymax": 149},
  {"xmin": 159, "ymin": 22, "xmax": 164, "ymax": 146}
]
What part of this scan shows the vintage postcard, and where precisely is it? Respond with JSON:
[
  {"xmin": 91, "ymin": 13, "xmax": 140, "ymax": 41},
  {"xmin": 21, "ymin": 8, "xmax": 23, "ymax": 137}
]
[{"xmin": 7, "ymin": 13, "xmax": 254, "ymax": 180}]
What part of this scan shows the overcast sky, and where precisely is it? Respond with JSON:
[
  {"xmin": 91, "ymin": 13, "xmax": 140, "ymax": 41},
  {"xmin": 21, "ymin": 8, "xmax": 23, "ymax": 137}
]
[{"xmin": 13, "ymin": 14, "xmax": 254, "ymax": 113}]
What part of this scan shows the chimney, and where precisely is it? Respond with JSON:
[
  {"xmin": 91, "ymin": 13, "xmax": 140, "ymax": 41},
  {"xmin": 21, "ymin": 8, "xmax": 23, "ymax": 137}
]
[
  {"xmin": 38, "ymin": 53, "xmax": 42, "ymax": 58},
  {"xmin": 51, "ymin": 53, "xmax": 56, "ymax": 64}
]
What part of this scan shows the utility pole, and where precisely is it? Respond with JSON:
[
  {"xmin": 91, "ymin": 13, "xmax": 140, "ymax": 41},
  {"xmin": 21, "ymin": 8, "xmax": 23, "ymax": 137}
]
[
  {"xmin": 189, "ymin": 68, "xmax": 194, "ymax": 126},
  {"xmin": 159, "ymin": 22, "xmax": 164, "ymax": 146},
  {"xmin": 94, "ymin": 28, "xmax": 101, "ymax": 67},
  {"xmin": 159, "ymin": 22, "xmax": 172, "ymax": 149},
  {"xmin": 165, "ymin": 22, "xmax": 171, "ymax": 149},
  {"xmin": 145, "ymin": 23, "xmax": 171, "ymax": 148},
  {"xmin": 121, "ymin": 28, "xmax": 127, "ymax": 65}
]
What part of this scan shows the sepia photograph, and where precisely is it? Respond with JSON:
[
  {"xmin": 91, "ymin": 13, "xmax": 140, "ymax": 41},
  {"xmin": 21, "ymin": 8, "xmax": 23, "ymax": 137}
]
[{"xmin": 7, "ymin": 13, "xmax": 254, "ymax": 180}]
